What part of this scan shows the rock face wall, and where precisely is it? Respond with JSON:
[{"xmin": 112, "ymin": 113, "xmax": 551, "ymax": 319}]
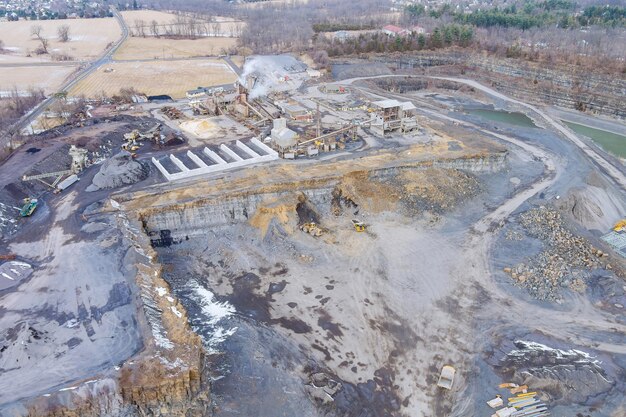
[
  {"xmin": 140, "ymin": 154, "xmax": 507, "ymax": 243},
  {"xmin": 376, "ymin": 52, "xmax": 626, "ymax": 118}
]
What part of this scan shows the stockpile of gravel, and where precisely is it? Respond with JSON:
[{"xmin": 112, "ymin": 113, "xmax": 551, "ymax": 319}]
[{"xmin": 86, "ymin": 151, "xmax": 148, "ymax": 192}]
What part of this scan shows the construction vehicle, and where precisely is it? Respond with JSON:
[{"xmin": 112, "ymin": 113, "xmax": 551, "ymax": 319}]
[
  {"xmin": 436, "ymin": 365, "xmax": 455, "ymax": 390},
  {"xmin": 121, "ymin": 142, "xmax": 141, "ymax": 152},
  {"xmin": 351, "ymin": 219, "xmax": 366, "ymax": 232},
  {"xmin": 613, "ymin": 219, "xmax": 626, "ymax": 232},
  {"xmin": 19, "ymin": 198, "xmax": 38, "ymax": 217},
  {"xmin": 300, "ymin": 222, "xmax": 323, "ymax": 237},
  {"xmin": 124, "ymin": 130, "xmax": 140, "ymax": 141}
]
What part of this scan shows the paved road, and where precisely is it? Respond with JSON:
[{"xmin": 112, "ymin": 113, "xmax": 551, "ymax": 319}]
[
  {"xmin": 2, "ymin": 7, "xmax": 129, "ymax": 140},
  {"xmin": 223, "ymin": 55, "xmax": 243, "ymax": 76},
  {"xmin": 0, "ymin": 61, "xmax": 80, "ymax": 68}
]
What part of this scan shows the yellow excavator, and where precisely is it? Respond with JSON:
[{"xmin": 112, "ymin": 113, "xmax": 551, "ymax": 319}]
[
  {"xmin": 613, "ymin": 219, "xmax": 626, "ymax": 232},
  {"xmin": 351, "ymin": 219, "xmax": 366, "ymax": 232}
]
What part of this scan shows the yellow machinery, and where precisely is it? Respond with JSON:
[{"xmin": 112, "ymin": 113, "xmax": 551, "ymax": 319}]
[
  {"xmin": 300, "ymin": 222, "xmax": 323, "ymax": 237},
  {"xmin": 351, "ymin": 219, "xmax": 366, "ymax": 232},
  {"xmin": 124, "ymin": 130, "xmax": 140, "ymax": 141},
  {"xmin": 613, "ymin": 219, "xmax": 626, "ymax": 232},
  {"xmin": 122, "ymin": 144, "xmax": 140, "ymax": 152}
]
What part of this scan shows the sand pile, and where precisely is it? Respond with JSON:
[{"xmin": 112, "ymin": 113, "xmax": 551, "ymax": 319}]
[
  {"xmin": 180, "ymin": 118, "xmax": 221, "ymax": 139},
  {"xmin": 87, "ymin": 151, "xmax": 148, "ymax": 191},
  {"xmin": 249, "ymin": 197, "xmax": 299, "ymax": 237}
]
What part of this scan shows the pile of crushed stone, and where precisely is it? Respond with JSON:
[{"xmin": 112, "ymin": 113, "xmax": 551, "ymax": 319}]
[{"xmin": 87, "ymin": 151, "xmax": 149, "ymax": 192}]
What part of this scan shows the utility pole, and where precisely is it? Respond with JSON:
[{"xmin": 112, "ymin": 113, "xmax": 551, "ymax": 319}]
[{"xmin": 316, "ymin": 101, "xmax": 321, "ymax": 138}]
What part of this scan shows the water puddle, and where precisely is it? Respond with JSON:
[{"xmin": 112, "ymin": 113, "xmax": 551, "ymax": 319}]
[
  {"xmin": 563, "ymin": 121, "xmax": 626, "ymax": 158},
  {"xmin": 467, "ymin": 108, "xmax": 537, "ymax": 128}
]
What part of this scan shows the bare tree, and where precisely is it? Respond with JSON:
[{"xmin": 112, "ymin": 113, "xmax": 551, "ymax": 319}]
[
  {"xmin": 57, "ymin": 24, "xmax": 71, "ymax": 42},
  {"xmin": 30, "ymin": 25, "xmax": 49, "ymax": 54},
  {"xmin": 0, "ymin": 39, "xmax": 5, "ymax": 52},
  {"xmin": 212, "ymin": 22, "xmax": 221, "ymax": 37},
  {"xmin": 150, "ymin": 20, "xmax": 160, "ymax": 37},
  {"xmin": 133, "ymin": 19, "xmax": 146, "ymax": 37}
]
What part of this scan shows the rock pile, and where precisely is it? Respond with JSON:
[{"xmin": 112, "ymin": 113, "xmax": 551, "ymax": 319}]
[
  {"xmin": 498, "ymin": 340, "xmax": 613, "ymax": 404},
  {"xmin": 87, "ymin": 151, "xmax": 149, "ymax": 191},
  {"xmin": 503, "ymin": 206, "xmax": 609, "ymax": 301}
]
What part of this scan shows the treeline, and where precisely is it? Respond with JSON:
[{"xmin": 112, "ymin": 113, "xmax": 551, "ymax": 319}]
[
  {"xmin": 455, "ymin": 9, "xmax": 549, "ymax": 30},
  {"xmin": 408, "ymin": 2, "xmax": 626, "ymax": 30},
  {"xmin": 577, "ymin": 6, "xmax": 626, "ymax": 27},
  {"xmin": 238, "ymin": 0, "xmax": 392, "ymax": 53},
  {"xmin": 312, "ymin": 23, "xmax": 377, "ymax": 33},
  {"xmin": 319, "ymin": 25, "xmax": 474, "ymax": 57}
]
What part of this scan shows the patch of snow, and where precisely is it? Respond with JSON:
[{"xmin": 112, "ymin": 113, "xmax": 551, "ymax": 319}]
[
  {"xmin": 189, "ymin": 281, "xmax": 235, "ymax": 325},
  {"xmin": 188, "ymin": 280, "xmax": 237, "ymax": 353},
  {"xmin": 171, "ymin": 306, "xmax": 183, "ymax": 318},
  {"xmin": 58, "ymin": 386, "xmax": 78, "ymax": 392},
  {"xmin": 64, "ymin": 319, "xmax": 80, "ymax": 328},
  {"xmin": 160, "ymin": 356, "xmax": 185, "ymax": 369},
  {"xmin": 153, "ymin": 330, "xmax": 174, "ymax": 350},
  {"xmin": 155, "ymin": 287, "xmax": 167, "ymax": 297}
]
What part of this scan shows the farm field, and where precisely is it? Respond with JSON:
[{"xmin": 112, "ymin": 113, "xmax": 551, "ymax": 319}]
[
  {"xmin": 69, "ymin": 59, "xmax": 237, "ymax": 99},
  {"xmin": 113, "ymin": 36, "xmax": 237, "ymax": 60},
  {"xmin": 0, "ymin": 65, "xmax": 78, "ymax": 95},
  {"xmin": 0, "ymin": 18, "xmax": 121, "ymax": 63},
  {"xmin": 121, "ymin": 10, "xmax": 244, "ymax": 37}
]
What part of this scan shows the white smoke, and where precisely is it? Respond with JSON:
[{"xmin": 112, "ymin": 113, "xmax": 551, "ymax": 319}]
[{"xmin": 239, "ymin": 56, "xmax": 290, "ymax": 99}]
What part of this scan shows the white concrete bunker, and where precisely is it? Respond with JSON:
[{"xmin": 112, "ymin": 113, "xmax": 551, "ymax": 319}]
[{"xmin": 152, "ymin": 138, "xmax": 279, "ymax": 182}]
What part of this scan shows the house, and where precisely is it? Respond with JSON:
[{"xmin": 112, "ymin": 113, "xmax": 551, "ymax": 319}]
[
  {"xmin": 186, "ymin": 87, "xmax": 208, "ymax": 100},
  {"xmin": 306, "ymin": 68, "xmax": 322, "ymax": 78},
  {"xmin": 412, "ymin": 25, "xmax": 425, "ymax": 34},
  {"xmin": 382, "ymin": 25, "xmax": 409, "ymax": 37}
]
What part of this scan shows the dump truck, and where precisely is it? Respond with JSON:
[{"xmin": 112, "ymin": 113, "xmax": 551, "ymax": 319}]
[
  {"xmin": 436, "ymin": 365, "xmax": 455, "ymax": 389},
  {"xmin": 351, "ymin": 219, "xmax": 366, "ymax": 232},
  {"xmin": 20, "ymin": 198, "xmax": 38, "ymax": 217},
  {"xmin": 613, "ymin": 219, "xmax": 626, "ymax": 232}
]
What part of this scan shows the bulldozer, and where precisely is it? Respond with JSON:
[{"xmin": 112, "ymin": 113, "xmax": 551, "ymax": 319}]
[
  {"xmin": 351, "ymin": 219, "xmax": 366, "ymax": 232},
  {"xmin": 613, "ymin": 219, "xmax": 626, "ymax": 233}
]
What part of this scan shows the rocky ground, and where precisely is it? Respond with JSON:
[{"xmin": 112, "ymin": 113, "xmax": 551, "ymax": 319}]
[{"xmin": 502, "ymin": 206, "xmax": 616, "ymax": 301}]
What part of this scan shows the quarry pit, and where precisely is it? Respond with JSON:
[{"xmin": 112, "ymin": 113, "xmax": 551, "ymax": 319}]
[{"xmin": 0, "ymin": 57, "xmax": 625, "ymax": 417}]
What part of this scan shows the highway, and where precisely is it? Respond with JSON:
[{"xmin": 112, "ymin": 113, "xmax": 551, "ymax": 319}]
[{"xmin": 2, "ymin": 7, "xmax": 129, "ymax": 139}]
